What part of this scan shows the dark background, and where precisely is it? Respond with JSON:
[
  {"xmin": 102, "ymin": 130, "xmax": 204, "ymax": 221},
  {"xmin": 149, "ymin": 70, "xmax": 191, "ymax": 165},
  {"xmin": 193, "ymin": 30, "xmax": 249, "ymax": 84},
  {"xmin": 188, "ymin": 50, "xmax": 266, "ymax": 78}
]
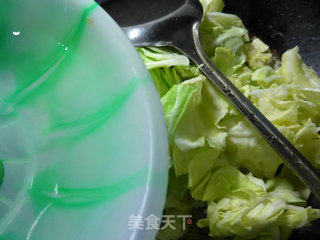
[{"xmin": 224, "ymin": 0, "xmax": 320, "ymax": 76}]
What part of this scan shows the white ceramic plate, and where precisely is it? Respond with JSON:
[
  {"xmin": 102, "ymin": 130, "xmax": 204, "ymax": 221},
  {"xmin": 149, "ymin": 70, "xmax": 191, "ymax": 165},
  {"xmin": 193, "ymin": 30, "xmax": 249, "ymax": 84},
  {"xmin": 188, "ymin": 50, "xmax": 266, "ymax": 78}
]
[{"xmin": 0, "ymin": 0, "xmax": 169, "ymax": 239}]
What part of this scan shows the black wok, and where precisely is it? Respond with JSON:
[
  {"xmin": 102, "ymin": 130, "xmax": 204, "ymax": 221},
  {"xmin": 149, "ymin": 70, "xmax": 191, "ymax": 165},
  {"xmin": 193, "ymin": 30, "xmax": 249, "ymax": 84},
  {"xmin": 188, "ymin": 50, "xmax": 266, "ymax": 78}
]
[{"xmin": 98, "ymin": 0, "xmax": 320, "ymax": 239}]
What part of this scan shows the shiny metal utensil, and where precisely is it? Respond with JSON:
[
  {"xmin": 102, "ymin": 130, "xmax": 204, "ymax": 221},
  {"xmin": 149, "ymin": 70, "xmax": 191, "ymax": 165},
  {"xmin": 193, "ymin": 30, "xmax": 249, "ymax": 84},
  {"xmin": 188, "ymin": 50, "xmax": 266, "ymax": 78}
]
[{"xmin": 99, "ymin": 0, "xmax": 320, "ymax": 199}]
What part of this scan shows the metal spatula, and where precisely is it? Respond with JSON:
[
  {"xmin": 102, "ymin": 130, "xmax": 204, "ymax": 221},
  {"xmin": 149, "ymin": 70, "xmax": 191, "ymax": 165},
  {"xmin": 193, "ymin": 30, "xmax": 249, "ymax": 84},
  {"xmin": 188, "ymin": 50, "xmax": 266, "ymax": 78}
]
[{"xmin": 98, "ymin": 0, "xmax": 320, "ymax": 199}]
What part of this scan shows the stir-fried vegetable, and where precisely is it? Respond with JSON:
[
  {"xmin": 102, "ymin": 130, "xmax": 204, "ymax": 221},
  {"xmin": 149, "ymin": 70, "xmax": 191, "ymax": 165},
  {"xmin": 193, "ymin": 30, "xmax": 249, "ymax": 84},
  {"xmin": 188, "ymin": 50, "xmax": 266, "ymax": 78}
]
[{"xmin": 139, "ymin": 0, "xmax": 320, "ymax": 239}]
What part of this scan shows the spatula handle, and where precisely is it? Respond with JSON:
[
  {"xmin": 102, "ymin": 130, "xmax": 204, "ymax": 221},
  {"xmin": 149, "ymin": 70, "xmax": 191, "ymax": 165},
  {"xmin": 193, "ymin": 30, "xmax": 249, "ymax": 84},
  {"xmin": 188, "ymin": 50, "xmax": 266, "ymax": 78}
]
[{"xmin": 177, "ymin": 23, "xmax": 320, "ymax": 200}]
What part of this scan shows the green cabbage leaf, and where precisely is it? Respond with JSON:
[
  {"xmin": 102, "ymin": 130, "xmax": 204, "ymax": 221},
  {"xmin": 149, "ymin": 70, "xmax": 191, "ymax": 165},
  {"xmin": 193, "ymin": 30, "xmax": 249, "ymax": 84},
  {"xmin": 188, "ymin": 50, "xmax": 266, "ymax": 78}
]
[{"xmin": 137, "ymin": 0, "xmax": 320, "ymax": 239}]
